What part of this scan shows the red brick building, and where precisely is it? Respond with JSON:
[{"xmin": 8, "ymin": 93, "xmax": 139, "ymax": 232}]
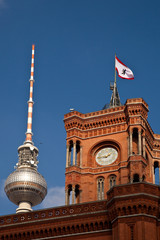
[
  {"xmin": 1, "ymin": 95, "xmax": 160, "ymax": 239},
  {"xmin": 64, "ymin": 98, "xmax": 155, "ymax": 204}
]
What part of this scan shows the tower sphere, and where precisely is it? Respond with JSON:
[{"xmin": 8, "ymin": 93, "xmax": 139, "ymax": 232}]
[
  {"xmin": 4, "ymin": 166, "xmax": 47, "ymax": 207},
  {"xmin": 4, "ymin": 143, "xmax": 47, "ymax": 213}
]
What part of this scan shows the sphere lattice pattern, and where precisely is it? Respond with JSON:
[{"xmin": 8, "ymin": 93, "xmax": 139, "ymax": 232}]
[{"xmin": 5, "ymin": 168, "xmax": 47, "ymax": 207}]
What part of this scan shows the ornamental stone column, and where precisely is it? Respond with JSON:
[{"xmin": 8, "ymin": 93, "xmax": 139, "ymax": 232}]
[
  {"xmin": 153, "ymin": 164, "xmax": 155, "ymax": 184},
  {"xmin": 80, "ymin": 146, "xmax": 82, "ymax": 167},
  {"xmin": 68, "ymin": 147, "xmax": 71, "ymax": 167},
  {"xmin": 65, "ymin": 189, "xmax": 69, "ymax": 205},
  {"xmin": 138, "ymin": 130, "xmax": 142, "ymax": 155},
  {"xmin": 102, "ymin": 183, "xmax": 104, "ymax": 200},
  {"xmin": 97, "ymin": 181, "xmax": 100, "ymax": 200},
  {"xmin": 73, "ymin": 142, "xmax": 76, "ymax": 166},
  {"xmin": 72, "ymin": 185, "xmax": 75, "ymax": 204},
  {"xmin": 129, "ymin": 130, "xmax": 133, "ymax": 156},
  {"xmin": 127, "ymin": 136, "xmax": 130, "ymax": 158},
  {"xmin": 66, "ymin": 145, "xmax": 69, "ymax": 168},
  {"xmin": 143, "ymin": 135, "xmax": 146, "ymax": 158}
]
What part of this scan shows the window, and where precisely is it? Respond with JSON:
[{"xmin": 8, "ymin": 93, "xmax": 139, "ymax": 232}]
[
  {"xmin": 76, "ymin": 141, "xmax": 80, "ymax": 166},
  {"xmin": 132, "ymin": 128, "xmax": 138, "ymax": 155},
  {"xmin": 109, "ymin": 175, "xmax": 116, "ymax": 188},
  {"xmin": 133, "ymin": 174, "xmax": 139, "ymax": 182},
  {"xmin": 69, "ymin": 141, "xmax": 73, "ymax": 166},
  {"xmin": 68, "ymin": 140, "xmax": 81, "ymax": 166},
  {"xmin": 97, "ymin": 177, "xmax": 104, "ymax": 200},
  {"xmin": 154, "ymin": 161, "xmax": 159, "ymax": 185}
]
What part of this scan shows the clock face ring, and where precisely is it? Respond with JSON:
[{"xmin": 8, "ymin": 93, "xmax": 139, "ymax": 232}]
[{"xmin": 96, "ymin": 147, "xmax": 118, "ymax": 166}]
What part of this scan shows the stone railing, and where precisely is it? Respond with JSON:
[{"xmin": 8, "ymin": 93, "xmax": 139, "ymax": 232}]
[{"xmin": 0, "ymin": 200, "xmax": 107, "ymax": 227}]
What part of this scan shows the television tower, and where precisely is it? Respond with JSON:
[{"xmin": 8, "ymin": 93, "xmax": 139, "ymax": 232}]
[{"xmin": 4, "ymin": 45, "xmax": 47, "ymax": 213}]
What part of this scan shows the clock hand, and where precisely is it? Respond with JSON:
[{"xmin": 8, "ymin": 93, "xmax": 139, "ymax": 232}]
[
  {"xmin": 97, "ymin": 153, "xmax": 111, "ymax": 159},
  {"xmin": 104, "ymin": 153, "xmax": 111, "ymax": 158}
]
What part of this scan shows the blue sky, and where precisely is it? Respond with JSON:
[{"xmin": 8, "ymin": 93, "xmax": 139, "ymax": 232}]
[{"xmin": 0, "ymin": 0, "xmax": 160, "ymax": 215}]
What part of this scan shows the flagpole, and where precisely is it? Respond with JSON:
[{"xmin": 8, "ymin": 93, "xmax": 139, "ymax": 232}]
[
  {"xmin": 115, "ymin": 53, "xmax": 116, "ymax": 84},
  {"xmin": 113, "ymin": 53, "xmax": 117, "ymax": 106}
]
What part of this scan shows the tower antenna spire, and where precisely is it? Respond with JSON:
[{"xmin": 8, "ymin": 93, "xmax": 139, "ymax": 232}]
[
  {"xmin": 4, "ymin": 45, "xmax": 47, "ymax": 213},
  {"xmin": 25, "ymin": 44, "xmax": 35, "ymax": 143}
]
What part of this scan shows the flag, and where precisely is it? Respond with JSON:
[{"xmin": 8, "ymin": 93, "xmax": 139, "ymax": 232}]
[{"xmin": 115, "ymin": 56, "xmax": 134, "ymax": 80}]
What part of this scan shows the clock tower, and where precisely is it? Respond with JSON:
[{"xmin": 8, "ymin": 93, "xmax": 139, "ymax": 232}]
[{"xmin": 64, "ymin": 80, "xmax": 159, "ymax": 205}]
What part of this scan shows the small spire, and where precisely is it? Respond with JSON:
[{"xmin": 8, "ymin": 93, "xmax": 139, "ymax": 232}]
[
  {"xmin": 109, "ymin": 54, "xmax": 121, "ymax": 107},
  {"xmin": 103, "ymin": 55, "xmax": 121, "ymax": 109},
  {"xmin": 25, "ymin": 45, "xmax": 35, "ymax": 143},
  {"xmin": 109, "ymin": 81, "xmax": 121, "ymax": 108}
]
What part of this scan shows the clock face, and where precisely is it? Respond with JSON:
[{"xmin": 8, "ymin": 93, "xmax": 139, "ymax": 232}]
[{"xmin": 96, "ymin": 147, "xmax": 118, "ymax": 166}]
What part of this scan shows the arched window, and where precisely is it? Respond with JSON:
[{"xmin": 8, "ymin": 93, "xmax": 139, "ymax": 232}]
[
  {"xmin": 75, "ymin": 184, "xmax": 81, "ymax": 203},
  {"xmin": 133, "ymin": 173, "xmax": 139, "ymax": 182},
  {"xmin": 154, "ymin": 161, "xmax": 159, "ymax": 185},
  {"xmin": 67, "ymin": 140, "xmax": 81, "ymax": 166},
  {"xmin": 69, "ymin": 140, "xmax": 73, "ymax": 166},
  {"xmin": 68, "ymin": 184, "xmax": 72, "ymax": 204},
  {"xmin": 132, "ymin": 128, "xmax": 138, "ymax": 155},
  {"xmin": 66, "ymin": 184, "xmax": 81, "ymax": 205},
  {"xmin": 109, "ymin": 175, "xmax": 116, "ymax": 188},
  {"xmin": 76, "ymin": 141, "xmax": 80, "ymax": 166},
  {"xmin": 97, "ymin": 177, "xmax": 104, "ymax": 200}
]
